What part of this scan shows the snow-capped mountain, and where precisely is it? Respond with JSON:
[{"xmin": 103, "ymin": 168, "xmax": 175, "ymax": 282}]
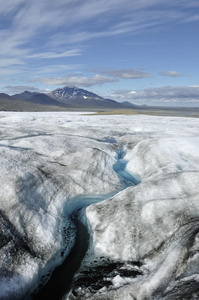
[
  {"xmin": 50, "ymin": 86, "xmax": 104, "ymax": 101},
  {"xmin": 0, "ymin": 86, "xmax": 137, "ymax": 110},
  {"xmin": 49, "ymin": 86, "xmax": 122, "ymax": 108}
]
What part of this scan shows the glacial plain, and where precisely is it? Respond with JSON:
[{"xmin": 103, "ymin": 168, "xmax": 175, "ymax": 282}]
[{"xmin": 0, "ymin": 112, "xmax": 199, "ymax": 300}]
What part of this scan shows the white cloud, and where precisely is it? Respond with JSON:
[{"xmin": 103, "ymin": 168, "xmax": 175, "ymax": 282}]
[
  {"xmin": 0, "ymin": 0, "xmax": 199, "ymax": 83},
  {"xmin": 0, "ymin": 69, "xmax": 22, "ymax": 76},
  {"xmin": 111, "ymin": 86, "xmax": 199, "ymax": 106},
  {"xmin": 0, "ymin": 58, "xmax": 25, "ymax": 67},
  {"xmin": 0, "ymin": 0, "xmax": 26, "ymax": 15},
  {"xmin": 1, "ymin": 0, "xmax": 199, "ymax": 61},
  {"xmin": 30, "ymin": 74, "xmax": 118, "ymax": 87},
  {"xmin": 93, "ymin": 68, "xmax": 153, "ymax": 79},
  {"xmin": 27, "ymin": 49, "xmax": 82, "ymax": 59},
  {"xmin": 34, "ymin": 65, "xmax": 83, "ymax": 75},
  {"xmin": 159, "ymin": 71, "xmax": 192, "ymax": 77}
]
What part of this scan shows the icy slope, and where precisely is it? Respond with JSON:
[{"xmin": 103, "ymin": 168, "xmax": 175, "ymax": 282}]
[
  {"xmin": 73, "ymin": 118, "xmax": 199, "ymax": 300},
  {"xmin": 0, "ymin": 112, "xmax": 121, "ymax": 299},
  {"xmin": 0, "ymin": 112, "xmax": 199, "ymax": 300},
  {"xmin": 125, "ymin": 137, "xmax": 199, "ymax": 180}
]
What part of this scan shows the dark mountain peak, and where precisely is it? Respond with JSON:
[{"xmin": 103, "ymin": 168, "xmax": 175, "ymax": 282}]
[
  {"xmin": 50, "ymin": 86, "xmax": 104, "ymax": 103},
  {"xmin": 122, "ymin": 101, "xmax": 137, "ymax": 107},
  {"xmin": 12, "ymin": 91, "xmax": 38, "ymax": 100},
  {"xmin": 0, "ymin": 93, "xmax": 11, "ymax": 98},
  {"xmin": 10, "ymin": 90, "xmax": 64, "ymax": 106},
  {"xmin": 0, "ymin": 86, "xmax": 140, "ymax": 110},
  {"xmin": 47, "ymin": 86, "xmax": 125, "ymax": 108},
  {"xmin": 55, "ymin": 86, "xmax": 76, "ymax": 92},
  {"xmin": 22, "ymin": 90, "xmax": 33, "ymax": 94}
]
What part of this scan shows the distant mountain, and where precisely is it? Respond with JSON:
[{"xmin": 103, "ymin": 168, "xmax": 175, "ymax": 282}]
[
  {"xmin": 11, "ymin": 91, "xmax": 36, "ymax": 100},
  {"xmin": 50, "ymin": 86, "xmax": 103, "ymax": 102},
  {"xmin": 0, "ymin": 93, "xmax": 12, "ymax": 100},
  {"xmin": 49, "ymin": 86, "xmax": 122, "ymax": 108},
  {"xmin": 0, "ymin": 86, "xmax": 138, "ymax": 111},
  {"xmin": 122, "ymin": 101, "xmax": 137, "ymax": 107},
  {"xmin": 11, "ymin": 91, "xmax": 64, "ymax": 106},
  {"xmin": 0, "ymin": 92, "xmax": 69, "ymax": 112}
]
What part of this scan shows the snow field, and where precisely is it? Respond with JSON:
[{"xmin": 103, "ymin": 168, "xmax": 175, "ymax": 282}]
[{"xmin": 0, "ymin": 112, "xmax": 199, "ymax": 299}]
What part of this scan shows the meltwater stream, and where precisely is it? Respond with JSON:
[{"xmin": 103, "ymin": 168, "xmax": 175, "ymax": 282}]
[{"xmin": 32, "ymin": 148, "xmax": 141, "ymax": 300}]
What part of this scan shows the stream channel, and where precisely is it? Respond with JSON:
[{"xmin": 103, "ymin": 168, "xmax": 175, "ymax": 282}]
[{"xmin": 32, "ymin": 147, "xmax": 141, "ymax": 300}]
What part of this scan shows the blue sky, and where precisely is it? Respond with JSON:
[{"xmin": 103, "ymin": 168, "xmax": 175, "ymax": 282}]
[{"xmin": 0, "ymin": 0, "xmax": 199, "ymax": 106}]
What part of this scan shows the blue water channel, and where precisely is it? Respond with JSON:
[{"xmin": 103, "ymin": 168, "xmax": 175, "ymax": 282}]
[
  {"xmin": 32, "ymin": 147, "xmax": 141, "ymax": 300},
  {"xmin": 65, "ymin": 147, "xmax": 141, "ymax": 214}
]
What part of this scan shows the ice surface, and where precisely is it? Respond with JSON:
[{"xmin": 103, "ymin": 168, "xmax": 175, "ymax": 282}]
[
  {"xmin": 0, "ymin": 112, "xmax": 199, "ymax": 299},
  {"xmin": 84, "ymin": 115, "xmax": 199, "ymax": 299},
  {"xmin": 0, "ymin": 112, "xmax": 122, "ymax": 299}
]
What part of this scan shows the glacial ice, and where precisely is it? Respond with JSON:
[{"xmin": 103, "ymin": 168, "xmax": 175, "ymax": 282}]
[
  {"xmin": 0, "ymin": 112, "xmax": 199, "ymax": 300},
  {"xmin": 82, "ymin": 119, "xmax": 199, "ymax": 299},
  {"xmin": 0, "ymin": 112, "xmax": 121, "ymax": 299}
]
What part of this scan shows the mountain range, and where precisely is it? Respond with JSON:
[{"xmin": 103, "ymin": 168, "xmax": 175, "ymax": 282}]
[{"xmin": 0, "ymin": 86, "xmax": 137, "ymax": 111}]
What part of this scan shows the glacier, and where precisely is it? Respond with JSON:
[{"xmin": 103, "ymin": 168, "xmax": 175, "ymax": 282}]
[{"xmin": 0, "ymin": 112, "xmax": 199, "ymax": 300}]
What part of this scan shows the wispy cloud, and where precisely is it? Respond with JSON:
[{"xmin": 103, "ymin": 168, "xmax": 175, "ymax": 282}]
[
  {"xmin": 27, "ymin": 49, "xmax": 82, "ymax": 59},
  {"xmin": 92, "ymin": 68, "xmax": 153, "ymax": 79},
  {"xmin": 159, "ymin": 71, "xmax": 192, "ymax": 77},
  {"xmin": 0, "ymin": 0, "xmax": 199, "ymax": 98},
  {"xmin": 30, "ymin": 74, "xmax": 118, "ymax": 87},
  {"xmin": 34, "ymin": 65, "xmax": 83, "ymax": 75},
  {"xmin": 1, "ymin": 0, "xmax": 199, "ymax": 63},
  {"xmin": 0, "ymin": 58, "xmax": 25, "ymax": 67},
  {"xmin": 0, "ymin": 69, "xmax": 23, "ymax": 76},
  {"xmin": 111, "ymin": 86, "xmax": 199, "ymax": 106},
  {"xmin": 0, "ymin": 0, "xmax": 26, "ymax": 15}
]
